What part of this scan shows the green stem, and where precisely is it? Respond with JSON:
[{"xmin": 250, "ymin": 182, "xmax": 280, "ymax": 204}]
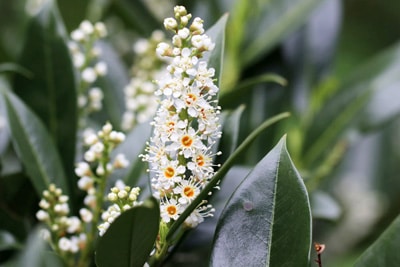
[{"xmin": 166, "ymin": 112, "xmax": 290, "ymax": 241}]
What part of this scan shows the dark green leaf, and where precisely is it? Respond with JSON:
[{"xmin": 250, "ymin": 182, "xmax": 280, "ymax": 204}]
[
  {"xmin": 354, "ymin": 214, "xmax": 400, "ymax": 266},
  {"xmin": 110, "ymin": 0, "xmax": 160, "ymax": 36},
  {"xmin": 203, "ymin": 13, "xmax": 228, "ymax": 86},
  {"xmin": 3, "ymin": 91, "xmax": 69, "ymax": 196},
  {"xmin": 13, "ymin": 0, "xmax": 77, "ymax": 182},
  {"xmin": 242, "ymin": 0, "xmax": 323, "ymax": 66},
  {"xmin": 0, "ymin": 231, "xmax": 20, "ymax": 251},
  {"xmin": 95, "ymin": 197, "xmax": 160, "ymax": 267},
  {"xmin": 211, "ymin": 136, "xmax": 312, "ymax": 266},
  {"xmin": 167, "ymin": 112, "xmax": 290, "ymax": 241}
]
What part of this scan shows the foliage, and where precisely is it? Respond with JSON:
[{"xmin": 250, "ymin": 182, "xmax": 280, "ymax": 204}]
[{"xmin": 1, "ymin": 0, "xmax": 400, "ymax": 266}]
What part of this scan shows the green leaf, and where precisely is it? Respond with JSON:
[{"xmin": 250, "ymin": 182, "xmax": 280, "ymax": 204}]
[
  {"xmin": 242, "ymin": 0, "xmax": 323, "ymax": 66},
  {"xmin": 354, "ymin": 214, "xmax": 400, "ymax": 266},
  {"xmin": 15, "ymin": 227, "xmax": 63, "ymax": 267},
  {"xmin": 2, "ymin": 90, "xmax": 69, "ymax": 196},
  {"xmin": 0, "ymin": 231, "xmax": 20, "ymax": 251},
  {"xmin": 167, "ymin": 112, "xmax": 290, "ymax": 241},
  {"xmin": 13, "ymin": 0, "xmax": 77, "ymax": 181},
  {"xmin": 0, "ymin": 86, "xmax": 9, "ymax": 155},
  {"xmin": 218, "ymin": 105, "xmax": 245, "ymax": 161},
  {"xmin": 303, "ymin": 42, "xmax": 400, "ymax": 166},
  {"xmin": 110, "ymin": 0, "xmax": 160, "ymax": 36},
  {"xmin": 310, "ymin": 191, "xmax": 341, "ymax": 221},
  {"xmin": 210, "ymin": 136, "xmax": 312, "ymax": 266},
  {"xmin": 95, "ymin": 197, "xmax": 160, "ymax": 267},
  {"xmin": 203, "ymin": 13, "xmax": 228, "ymax": 86},
  {"xmin": 94, "ymin": 41, "xmax": 129, "ymax": 130}
]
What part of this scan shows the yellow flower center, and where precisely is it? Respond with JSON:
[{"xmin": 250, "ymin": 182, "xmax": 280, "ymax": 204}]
[
  {"xmin": 164, "ymin": 166, "xmax": 175, "ymax": 178},
  {"xmin": 167, "ymin": 205, "xmax": 177, "ymax": 215},
  {"xmin": 186, "ymin": 93, "xmax": 197, "ymax": 105},
  {"xmin": 196, "ymin": 155, "xmax": 205, "ymax": 166},
  {"xmin": 183, "ymin": 186, "xmax": 195, "ymax": 198},
  {"xmin": 181, "ymin": 135, "xmax": 193, "ymax": 147}
]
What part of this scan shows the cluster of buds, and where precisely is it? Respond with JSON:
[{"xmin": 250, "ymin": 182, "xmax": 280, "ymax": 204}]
[
  {"xmin": 98, "ymin": 181, "xmax": 141, "ymax": 236},
  {"xmin": 141, "ymin": 6, "xmax": 221, "ymax": 228},
  {"xmin": 36, "ymin": 184, "xmax": 87, "ymax": 255},
  {"xmin": 122, "ymin": 30, "xmax": 167, "ymax": 131},
  {"xmin": 36, "ymin": 122, "xmax": 129, "ymax": 264},
  {"xmin": 75, "ymin": 122, "xmax": 128, "ymax": 211},
  {"xmin": 68, "ymin": 20, "xmax": 108, "ymax": 123}
]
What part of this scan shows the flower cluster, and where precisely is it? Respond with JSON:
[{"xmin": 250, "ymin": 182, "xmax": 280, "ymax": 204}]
[
  {"xmin": 122, "ymin": 30, "xmax": 167, "ymax": 131},
  {"xmin": 68, "ymin": 20, "xmax": 108, "ymax": 125},
  {"xmin": 98, "ymin": 181, "xmax": 141, "ymax": 236},
  {"xmin": 36, "ymin": 184, "xmax": 87, "ymax": 255},
  {"xmin": 76, "ymin": 122, "xmax": 128, "ymax": 212},
  {"xmin": 141, "ymin": 6, "xmax": 221, "ymax": 228},
  {"xmin": 37, "ymin": 122, "xmax": 129, "ymax": 265}
]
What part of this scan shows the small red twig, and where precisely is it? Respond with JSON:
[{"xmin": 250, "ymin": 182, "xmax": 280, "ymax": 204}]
[{"xmin": 314, "ymin": 242, "xmax": 326, "ymax": 267}]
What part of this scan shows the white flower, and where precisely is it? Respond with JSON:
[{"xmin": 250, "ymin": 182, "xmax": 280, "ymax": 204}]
[
  {"xmin": 58, "ymin": 237, "xmax": 71, "ymax": 252},
  {"xmin": 84, "ymin": 194, "xmax": 96, "ymax": 209},
  {"xmin": 36, "ymin": 210, "xmax": 49, "ymax": 221},
  {"xmin": 82, "ymin": 67, "xmax": 97, "ymax": 83},
  {"xmin": 184, "ymin": 204, "xmax": 215, "ymax": 228},
  {"xmin": 164, "ymin": 18, "xmax": 177, "ymax": 30},
  {"xmin": 156, "ymin": 42, "xmax": 171, "ymax": 57},
  {"xmin": 160, "ymin": 198, "xmax": 183, "ymax": 223},
  {"xmin": 78, "ymin": 176, "xmax": 94, "ymax": 191},
  {"xmin": 54, "ymin": 203, "xmax": 69, "ymax": 215},
  {"xmin": 73, "ymin": 52, "xmax": 85, "ymax": 68},
  {"xmin": 177, "ymin": 28, "xmax": 190, "ymax": 39},
  {"xmin": 173, "ymin": 178, "xmax": 201, "ymax": 205},
  {"xmin": 39, "ymin": 199, "xmax": 50, "ymax": 209},
  {"xmin": 94, "ymin": 61, "xmax": 107, "ymax": 76},
  {"xmin": 113, "ymin": 153, "xmax": 129, "ymax": 169},
  {"xmin": 80, "ymin": 20, "xmax": 94, "ymax": 35},
  {"xmin": 80, "ymin": 208, "xmax": 93, "ymax": 223},
  {"xmin": 66, "ymin": 216, "xmax": 82, "ymax": 233},
  {"xmin": 94, "ymin": 22, "xmax": 107, "ymax": 37},
  {"xmin": 71, "ymin": 29, "xmax": 85, "ymax": 42},
  {"xmin": 84, "ymin": 150, "xmax": 96, "ymax": 162},
  {"xmin": 190, "ymin": 17, "xmax": 204, "ymax": 34},
  {"xmin": 75, "ymin": 162, "xmax": 92, "ymax": 177}
]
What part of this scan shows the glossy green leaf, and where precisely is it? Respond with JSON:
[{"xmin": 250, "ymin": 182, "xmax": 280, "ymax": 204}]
[
  {"xmin": 94, "ymin": 41, "xmax": 129, "ymax": 130},
  {"xmin": 203, "ymin": 13, "xmax": 228, "ymax": 86},
  {"xmin": 242, "ymin": 0, "xmax": 323, "ymax": 66},
  {"xmin": 3, "ymin": 91, "xmax": 68, "ymax": 196},
  {"xmin": 303, "ymin": 42, "xmax": 400, "ymax": 166},
  {"xmin": 95, "ymin": 197, "xmax": 160, "ymax": 267},
  {"xmin": 13, "ymin": 0, "xmax": 77, "ymax": 180},
  {"xmin": 354, "ymin": 214, "xmax": 400, "ymax": 266},
  {"xmin": 210, "ymin": 136, "xmax": 312, "ymax": 266},
  {"xmin": 166, "ymin": 112, "xmax": 290, "ymax": 241}
]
